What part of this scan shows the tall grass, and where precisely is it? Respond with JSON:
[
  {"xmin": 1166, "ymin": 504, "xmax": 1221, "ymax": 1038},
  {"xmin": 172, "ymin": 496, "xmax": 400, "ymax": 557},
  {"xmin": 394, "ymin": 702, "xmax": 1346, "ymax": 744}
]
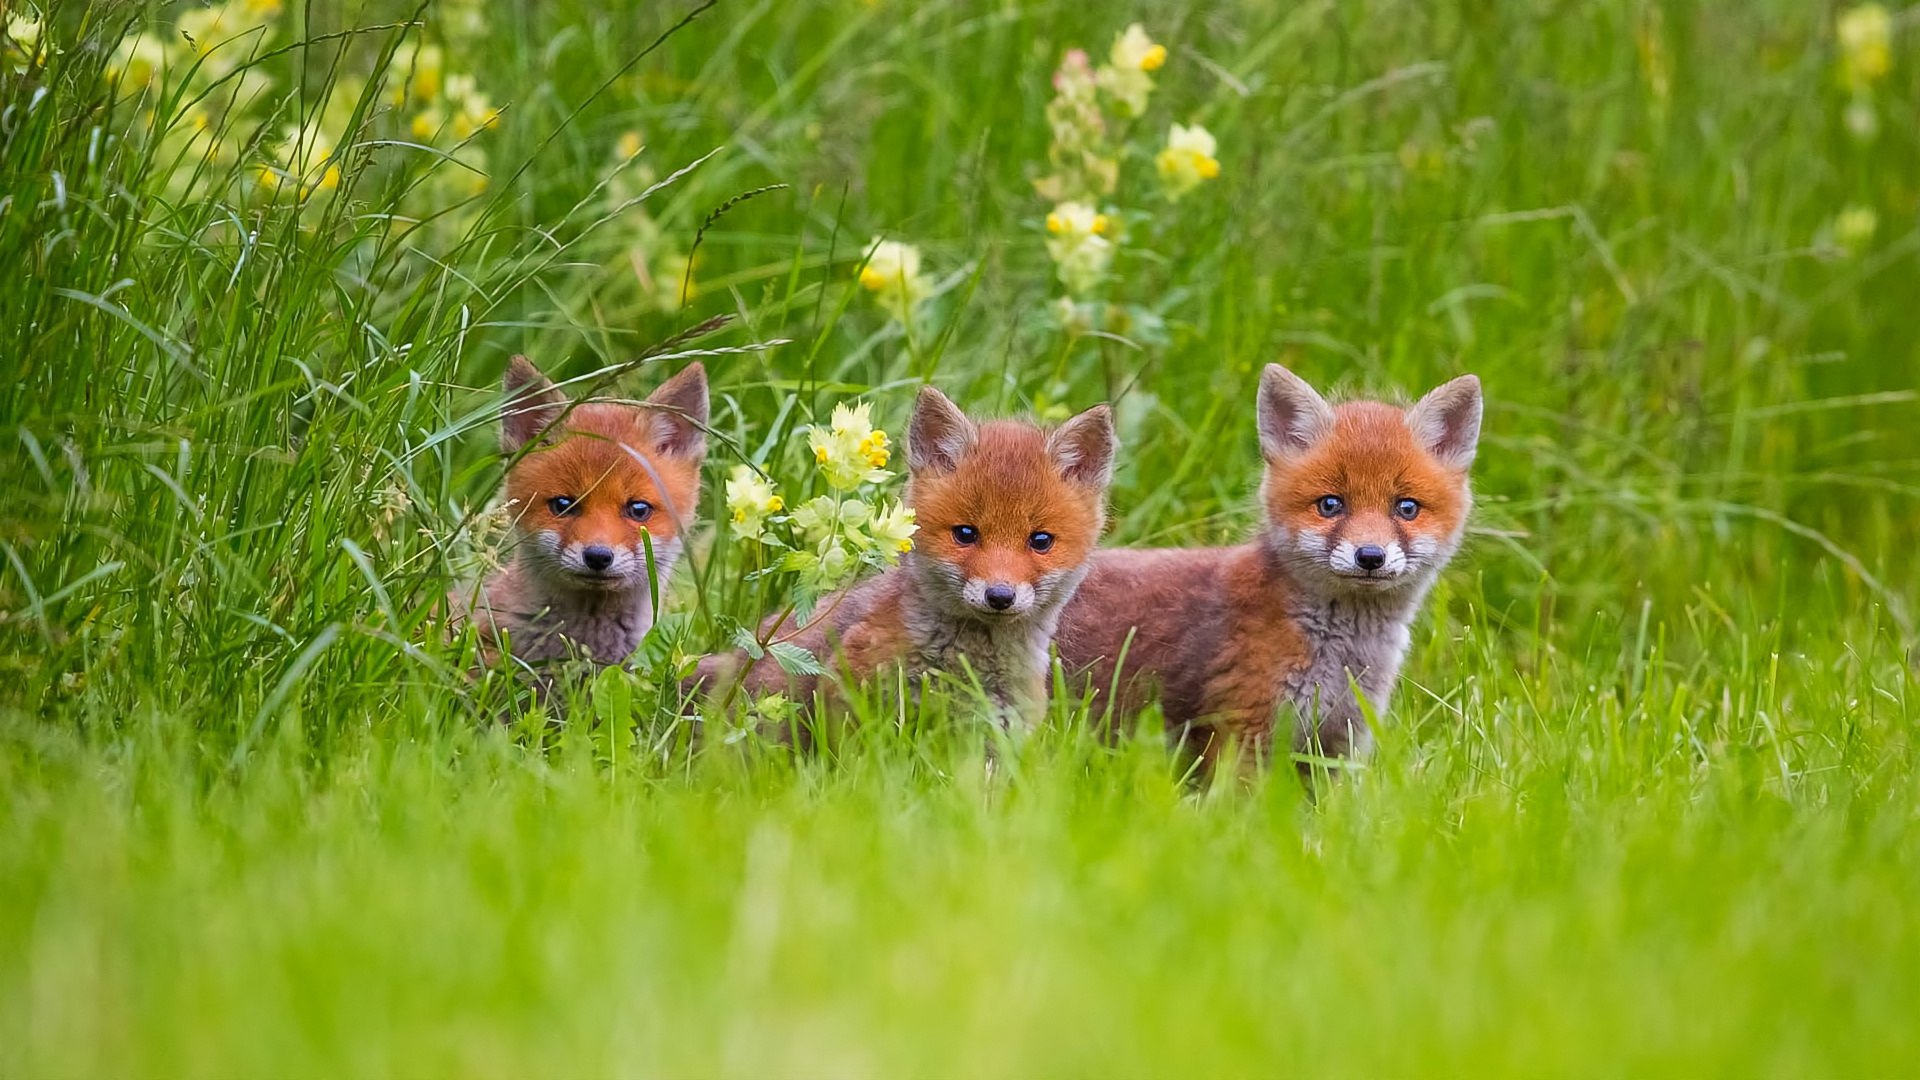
[{"xmin": 2, "ymin": 0, "xmax": 1917, "ymax": 1074}]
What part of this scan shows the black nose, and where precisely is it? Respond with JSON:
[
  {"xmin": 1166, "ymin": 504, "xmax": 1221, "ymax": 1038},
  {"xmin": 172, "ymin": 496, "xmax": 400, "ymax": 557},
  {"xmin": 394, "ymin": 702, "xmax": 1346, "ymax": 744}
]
[
  {"xmin": 1355, "ymin": 545, "xmax": 1387, "ymax": 571},
  {"xmin": 582, "ymin": 545, "xmax": 615, "ymax": 572},
  {"xmin": 984, "ymin": 584, "xmax": 1017, "ymax": 610}
]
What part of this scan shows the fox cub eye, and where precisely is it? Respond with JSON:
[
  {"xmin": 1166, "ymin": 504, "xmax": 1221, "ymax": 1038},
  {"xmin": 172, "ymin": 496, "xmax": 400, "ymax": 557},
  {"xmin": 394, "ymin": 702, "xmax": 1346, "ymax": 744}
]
[
  {"xmin": 1028, "ymin": 531, "xmax": 1054, "ymax": 553},
  {"xmin": 626, "ymin": 499, "xmax": 654, "ymax": 522},
  {"xmin": 951, "ymin": 524, "xmax": 979, "ymax": 546},
  {"xmin": 1393, "ymin": 498, "xmax": 1420, "ymax": 521},
  {"xmin": 548, "ymin": 496, "xmax": 579, "ymax": 516},
  {"xmin": 1315, "ymin": 495, "xmax": 1345, "ymax": 518}
]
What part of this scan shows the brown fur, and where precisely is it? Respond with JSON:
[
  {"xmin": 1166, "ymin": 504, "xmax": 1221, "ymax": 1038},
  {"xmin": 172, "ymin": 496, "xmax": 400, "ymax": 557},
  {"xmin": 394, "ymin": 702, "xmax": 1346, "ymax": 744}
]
[
  {"xmin": 1057, "ymin": 366, "xmax": 1480, "ymax": 772},
  {"xmin": 692, "ymin": 390, "xmax": 1116, "ymax": 727},
  {"xmin": 454, "ymin": 357, "xmax": 708, "ymax": 665}
]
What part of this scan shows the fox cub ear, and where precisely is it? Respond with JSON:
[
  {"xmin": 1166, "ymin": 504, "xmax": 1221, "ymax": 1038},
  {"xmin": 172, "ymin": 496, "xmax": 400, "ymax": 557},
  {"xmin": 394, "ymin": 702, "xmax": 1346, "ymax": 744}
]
[
  {"xmin": 1047, "ymin": 404, "xmax": 1118, "ymax": 490},
  {"xmin": 502, "ymin": 355, "xmax": 568, "ymax": 452},
  {"xmin": 907, "ymin": 385, "xmax": 978, "ymax": 475},
  {"xmin": 645, "ymin": 361, "xmax": 709, "ymax": 458},
  {"xmin": 1257, "ymin": 363, "xmax": 1335, "ymax": 461},
  {"xmin": 1406, "ymin": 373, "xmax": 1482, "ymax": 471}
]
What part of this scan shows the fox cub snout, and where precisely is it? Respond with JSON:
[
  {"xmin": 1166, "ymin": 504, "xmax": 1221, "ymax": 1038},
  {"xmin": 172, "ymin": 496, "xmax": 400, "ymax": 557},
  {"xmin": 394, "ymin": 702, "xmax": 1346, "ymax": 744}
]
[
  {"xmin": 457, "ymin": 356, "xmax": 708, "ymax": 664},
  {"xmin": 694, "ymin": 386, "xmax": 1116, "ymax": 722}
]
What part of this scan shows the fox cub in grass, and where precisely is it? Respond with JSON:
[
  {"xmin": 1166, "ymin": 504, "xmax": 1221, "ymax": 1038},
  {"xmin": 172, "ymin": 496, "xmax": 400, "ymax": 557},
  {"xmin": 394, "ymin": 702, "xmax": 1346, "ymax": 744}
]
[
  {"xmin": 1057, "ymin": 364, "xmax": 1481, "ymax": 771},
  {"xmin": 458, "ymin": 356, "xmax": 708, "ymax": 664},
  {"xmin": 695, "ymin": 386, "xmax": 1117, "ymax": 724}
]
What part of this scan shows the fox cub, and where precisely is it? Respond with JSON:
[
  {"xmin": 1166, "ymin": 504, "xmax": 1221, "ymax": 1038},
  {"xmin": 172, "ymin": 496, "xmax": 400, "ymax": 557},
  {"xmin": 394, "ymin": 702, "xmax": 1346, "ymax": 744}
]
[
  {"xmin": 459, "ymin": 356, "xmax": 708, "ymax": 664},
  {"xmin": 1057, "ymin": 363, "xmax": 1481, "ymax": 770},
  {"xmin": 696, "ymin": 386, "xmax": 1117, "ymax": 723}
]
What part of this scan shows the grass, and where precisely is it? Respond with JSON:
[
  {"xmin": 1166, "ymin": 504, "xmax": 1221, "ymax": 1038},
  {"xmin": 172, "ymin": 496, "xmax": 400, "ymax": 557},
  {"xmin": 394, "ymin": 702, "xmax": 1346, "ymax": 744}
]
[{"xmin": 3, "ymin": 0, "xmax": 1918, "ymax": 1074}]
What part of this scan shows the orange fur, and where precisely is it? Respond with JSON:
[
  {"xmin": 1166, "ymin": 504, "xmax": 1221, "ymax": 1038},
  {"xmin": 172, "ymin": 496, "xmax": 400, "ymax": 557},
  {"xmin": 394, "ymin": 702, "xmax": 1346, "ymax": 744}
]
[
  {"xmin": 1057, "ymin": 365, "xmax": 1481, "ymax": 772},
  {"xmin": 453, "ymin": 356, "xmax": 708, "ymax": 665},
  {"xmin": 693, "ymin": 389, "xmax": 1117, "ymax": 728}
]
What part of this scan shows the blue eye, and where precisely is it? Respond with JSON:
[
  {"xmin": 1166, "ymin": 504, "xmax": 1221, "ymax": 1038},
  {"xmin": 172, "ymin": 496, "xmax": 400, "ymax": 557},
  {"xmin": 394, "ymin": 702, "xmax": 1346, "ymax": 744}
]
[
  {"xmin": 1394, "ymin": 498, "xmax": 1420, "ymax": 521},
  {"xmin": 626, "ymin": 499, "xmax": 654, "ymax": 522},
  {"xmin": 1316, "ymin": 495, "xmax": 1345, "ymax": 518},
  {"xmin": 548, "ymin": 496, "xmax": 579, "ymax": 516},
  {"xmin": 1029, "ymin": 531, "xmax": 1054, "ymax": 553},
  {"xmin": 952, "ymin": 524, "xmax": 979, "ymax": 546}
]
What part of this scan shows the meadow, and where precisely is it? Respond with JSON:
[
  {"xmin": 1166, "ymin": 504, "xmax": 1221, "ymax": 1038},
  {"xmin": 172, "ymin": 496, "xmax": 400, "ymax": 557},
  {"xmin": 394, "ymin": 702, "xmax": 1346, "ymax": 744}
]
[{"xmin": 3, "ymin": 0, "xmax": 1918, "ymax": 1075}]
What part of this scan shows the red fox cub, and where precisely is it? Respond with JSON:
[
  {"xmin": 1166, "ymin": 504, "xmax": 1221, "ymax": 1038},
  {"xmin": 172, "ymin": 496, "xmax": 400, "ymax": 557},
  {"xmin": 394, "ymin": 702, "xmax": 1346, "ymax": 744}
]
[
  {"xmin": 459, "ymin": 356, "xmax": 708, "ymax": 664},
  {"xmin": 1057, "ymin": 363, "xmax": 1481, "ymax": 771},
  {"xmin": 697, "ymin": 386, "xmax": 1117, "ymax": 724}
]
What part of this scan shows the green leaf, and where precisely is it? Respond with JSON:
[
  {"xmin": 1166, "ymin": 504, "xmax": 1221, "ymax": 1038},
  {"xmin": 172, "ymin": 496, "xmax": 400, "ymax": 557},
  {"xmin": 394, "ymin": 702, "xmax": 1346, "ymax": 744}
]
[{"xmin": 767, "ymin": 641, "xmax": 824, "ymax": 676}]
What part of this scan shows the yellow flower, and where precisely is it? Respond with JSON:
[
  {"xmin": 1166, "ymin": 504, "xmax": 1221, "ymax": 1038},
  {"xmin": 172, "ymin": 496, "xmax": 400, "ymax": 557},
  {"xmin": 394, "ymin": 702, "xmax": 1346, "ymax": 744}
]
[
  {"xmin": 1156, "ymin": 122, "xmax": 1221, "ymax": 201},
  {"xmin": 176, "ymin": 2, "xmax": 280, "ymax": 79},
  {"xmin": 1043, "ymin": 201, "xmax": 1114, "ymax": 294},
  {"xmin": 858, "ymin": 429, "xmax": 889, "ymax": 469},
  {"xmin": 725, "ymin": 465, "xmax": 783, "ymax": 543},
  {"xmin": 388, "ymin": 42, "xmax": 444, "ymax": 105},
  {"xmin": 1096, "ymin": 24, "xmax": 1162, "ymax": 116},
  {"xmin": 258, "ymin": 122, "xmax": 341, "ymax": 201},
  {"xmin": 859, "ymin": 238, "xmax": 921, "ymax": 289},
  {"xmin": 445, "ymin": 74, "xmax": 501, "ymax": 138},
  {"xmin": 809, "ymin": 402, "xmax": 896, "ymax": 491},
  {"xmin": 1837, "ymin": 5, "xmax": 1892, "ymax": 90},
  {"xmin": 616, "ymin": 130, "xmax": 644, "ymax": 160},
  {"xmin": 107, "ymin": 32, "xmax": 168, "ymax": 89},
  {"xmin": 5, "ymin": 13, "xmax": 44, "ymax": 70},
  {"xmin": 858, "ymin": 237, "xmax": 930, "ymax": 323},
  {"xmin": 1110, "ymin": 23, "xmax": 1163, "ymax": 72},
  {"xmin": 867, "ymin": 500, "xmax": 918, "ymax": 556}
]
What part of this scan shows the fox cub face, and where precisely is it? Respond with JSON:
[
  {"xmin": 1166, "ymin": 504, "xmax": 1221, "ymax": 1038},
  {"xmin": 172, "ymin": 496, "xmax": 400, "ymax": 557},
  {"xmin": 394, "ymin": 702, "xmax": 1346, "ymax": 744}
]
[
  {"xmin": 905, "ymin": 387, "xmax": 1116, "ymax": 621},
  {"xmin": 1256, "ymin": 363, "xmax": 1481, "ymax": 595},
  {"xmin": 500, "ymin": 356, "xmax": 708, "ymax": 593}
]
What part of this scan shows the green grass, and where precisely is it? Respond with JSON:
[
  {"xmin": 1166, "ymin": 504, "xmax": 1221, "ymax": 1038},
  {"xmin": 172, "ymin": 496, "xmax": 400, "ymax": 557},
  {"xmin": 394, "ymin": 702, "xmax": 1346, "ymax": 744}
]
[{"xmin": 3, "ymin": 0, "xmax": 1918, "ymax": 1074}]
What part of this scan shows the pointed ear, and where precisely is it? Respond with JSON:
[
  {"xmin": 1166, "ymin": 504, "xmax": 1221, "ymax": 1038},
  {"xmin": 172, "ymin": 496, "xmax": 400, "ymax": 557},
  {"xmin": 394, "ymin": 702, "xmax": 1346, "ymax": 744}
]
[
  {"xmin": 906, "ymin": 385, "xmax": 978, "ymax": 475},
  {"xmin": 1256, "ymin": 364, "xmax": 1335, "ymax": 461},
  {"xmin": 1405, "ymin": 373, "xmax": 1482, "ymax": 470},
  {"xmin": 1047, "ymin": 403, "xmax": 1117, "ymax": 490},
  {"xmin": 645, "ymin": 361, "xmax": 709, "ymax": 458},
  {"xmin": 502, "ymin": 355, "xmax": 567, "ymax": 452}
]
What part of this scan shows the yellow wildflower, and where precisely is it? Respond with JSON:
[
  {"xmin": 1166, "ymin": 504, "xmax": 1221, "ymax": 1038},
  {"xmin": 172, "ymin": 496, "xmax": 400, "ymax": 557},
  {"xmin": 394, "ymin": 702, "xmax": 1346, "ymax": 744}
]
[
  {"xmin": 809, "ymin": 402, "xmax": 896, "ymax": 491},
  {"xmin": 616, "ymin": 130, "xmax": 644, "ymax": 160},
  {"xmin": 1043, "ymin": 201, "xmax": 1115, "ymax": 294},
  {"xmin": 1837, "ymin": 5, "xmax": 1892, "ymax": 90},
  {"xmin": 725, "ymin": 465, "xmax": 784, "ymax": 543},
  {"xmin": 1111, "ymin": 24, "xmax": 1164, "ymax": 72},
  {"xmin": 858, "ymin": 237, "xmax": 931, "ymax": 324},
  {"xmin": 107, "ymin": 32, "xmax": 168, "ymax": 90},
  {"xmin": 867, "ymin": 500, "xmax": 918, "ymax": 556},
  {"xmin": 445, "ymin": 74, "xmax": 501, "ymax": 138},
  {"xmin": 1096, "ymin": 24, "xmax": 1162, "ymax": 116},
  {"xmin": 258, "ymin": 122, "xmax": 341, "ymax": 201},
  {"xmin": 1156, "ymin": 122, "xmax": 1221, "ymax": 201},
  {"xmin": 388, "ymin": 42, "xmax": 444, "ymax": 105},
  {"xmin": 4, "ymin": 13, "xmax": 44, "ymax": 71},
  {"xmin": 176, "ymin": 2, "xmax": 280, "ymax": 79}
]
